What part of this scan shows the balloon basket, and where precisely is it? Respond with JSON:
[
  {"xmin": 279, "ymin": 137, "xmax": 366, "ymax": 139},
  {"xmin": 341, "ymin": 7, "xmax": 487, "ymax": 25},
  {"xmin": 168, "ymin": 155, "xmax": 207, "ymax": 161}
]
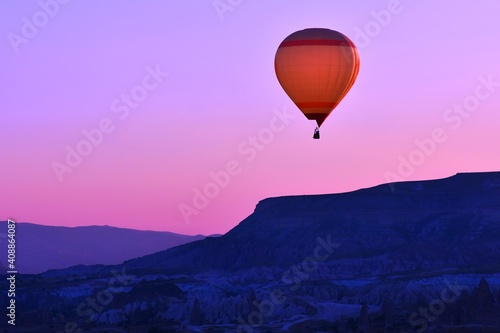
[{"xmin": 313, "ymin": 127, "xmax": 320, "ymax": 139}]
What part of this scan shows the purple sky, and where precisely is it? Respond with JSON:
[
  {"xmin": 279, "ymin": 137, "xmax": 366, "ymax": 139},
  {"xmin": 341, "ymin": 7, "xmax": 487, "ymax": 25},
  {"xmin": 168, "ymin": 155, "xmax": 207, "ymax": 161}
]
[{"xmin": 2, "ymin": 1, "xmax": 500, "ymax": 235}]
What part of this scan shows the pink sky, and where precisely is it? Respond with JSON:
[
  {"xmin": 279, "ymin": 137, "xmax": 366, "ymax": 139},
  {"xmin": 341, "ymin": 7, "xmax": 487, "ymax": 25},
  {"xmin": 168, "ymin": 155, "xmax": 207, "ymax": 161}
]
[{"xmin": 2, "ymin": 1, "xmax": 500, "ymax": 235}]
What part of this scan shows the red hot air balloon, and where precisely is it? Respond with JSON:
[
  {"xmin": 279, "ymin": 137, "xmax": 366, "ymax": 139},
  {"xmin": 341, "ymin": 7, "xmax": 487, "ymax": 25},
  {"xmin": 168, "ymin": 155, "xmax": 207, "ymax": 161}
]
[{"xmin": 274, "ymin": 28, "xmax": 360, "ymax": 139}]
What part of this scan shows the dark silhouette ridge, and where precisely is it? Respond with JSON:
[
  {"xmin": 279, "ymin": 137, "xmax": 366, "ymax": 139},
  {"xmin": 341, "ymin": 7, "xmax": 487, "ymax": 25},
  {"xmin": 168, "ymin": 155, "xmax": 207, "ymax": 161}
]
[{"xmin": 116, "ymin": 171, "xmax": 500, "ymax": 275}]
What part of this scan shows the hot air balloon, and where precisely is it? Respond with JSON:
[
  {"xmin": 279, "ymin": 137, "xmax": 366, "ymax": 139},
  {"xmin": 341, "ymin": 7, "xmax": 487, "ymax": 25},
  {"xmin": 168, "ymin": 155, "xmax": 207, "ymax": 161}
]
[{"xmin": 274, "ymin": 28, "xmax": 360, "ymax": 139}]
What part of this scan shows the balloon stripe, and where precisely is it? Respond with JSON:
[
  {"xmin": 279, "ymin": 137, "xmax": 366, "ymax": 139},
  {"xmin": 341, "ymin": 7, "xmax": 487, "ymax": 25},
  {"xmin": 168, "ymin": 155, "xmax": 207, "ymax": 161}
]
[
  {"xmin": 280, "ymin": 39, "xmax": 351, "ymax": 47},
  {"xmin": 296, "ymin": 102, "xmax": 338, "ymax": 108}
]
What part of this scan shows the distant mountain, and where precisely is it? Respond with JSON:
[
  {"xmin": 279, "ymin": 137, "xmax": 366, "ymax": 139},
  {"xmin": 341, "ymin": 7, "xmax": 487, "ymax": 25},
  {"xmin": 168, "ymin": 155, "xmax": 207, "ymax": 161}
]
[
  {"xmin": 122, "ymin": 171, "xmax": 500, "ymax": 276},
  {"xmin": 0, "ymin": 222, "xmax": 206, "ymax": 274}
]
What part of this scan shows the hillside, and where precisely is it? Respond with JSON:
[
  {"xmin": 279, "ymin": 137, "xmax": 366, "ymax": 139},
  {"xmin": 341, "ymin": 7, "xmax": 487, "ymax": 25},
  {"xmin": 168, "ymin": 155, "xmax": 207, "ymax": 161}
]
[
  {"xmin": 0, "ymin": 222, "xmax": 206, "ymax": 273},
  {"xmin": 15, "ymin": 172, "xmax": 500, "ymax": 332},
  {"xmin": 122, "ymin": 171, "xmax": 500, "ymax": 278}
]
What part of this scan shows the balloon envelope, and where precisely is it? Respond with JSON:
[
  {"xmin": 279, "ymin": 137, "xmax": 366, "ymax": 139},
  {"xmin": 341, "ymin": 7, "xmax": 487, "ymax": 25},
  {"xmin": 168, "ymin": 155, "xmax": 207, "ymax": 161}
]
[{"xmin": 275, "ymin": 28, "xmax": 360, "ymax": 127}]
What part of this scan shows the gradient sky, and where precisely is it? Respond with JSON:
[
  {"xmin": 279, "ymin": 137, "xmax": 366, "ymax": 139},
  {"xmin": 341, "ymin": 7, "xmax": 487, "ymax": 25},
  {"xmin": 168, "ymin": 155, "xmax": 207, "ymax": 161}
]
[{"xmin": 2, "ymin": 1, "xmax": 500, "ymax": 235}]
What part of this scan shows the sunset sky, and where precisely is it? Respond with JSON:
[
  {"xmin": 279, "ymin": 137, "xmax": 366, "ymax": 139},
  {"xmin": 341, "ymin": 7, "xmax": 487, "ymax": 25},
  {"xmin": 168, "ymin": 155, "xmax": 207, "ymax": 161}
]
[{"xmin": 2, "ymin": 1, "xmax": 500, "ymax": 235}]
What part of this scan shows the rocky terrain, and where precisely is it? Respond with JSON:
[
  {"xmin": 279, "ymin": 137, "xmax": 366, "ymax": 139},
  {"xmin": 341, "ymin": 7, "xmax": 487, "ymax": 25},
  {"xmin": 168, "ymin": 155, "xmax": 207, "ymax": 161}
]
[{"xmin": 3, "ymin": 172, "xmax": 500, "ymax": 332}]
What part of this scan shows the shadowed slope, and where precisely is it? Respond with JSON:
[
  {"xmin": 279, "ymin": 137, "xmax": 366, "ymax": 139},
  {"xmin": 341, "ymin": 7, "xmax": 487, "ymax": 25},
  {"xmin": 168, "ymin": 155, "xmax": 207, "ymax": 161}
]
[{"xmin": 121, "ymin": 172, "xmax": 500, "ymax": 276}]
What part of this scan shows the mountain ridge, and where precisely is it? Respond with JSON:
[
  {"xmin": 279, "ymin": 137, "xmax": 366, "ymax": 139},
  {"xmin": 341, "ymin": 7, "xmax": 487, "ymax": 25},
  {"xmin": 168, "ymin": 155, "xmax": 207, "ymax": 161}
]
[
  {"xmin": 113, "ymin": 171, "xmax": 500, "ymax": 276},
  {"xmin": 0, "ymin": 222, "xmax": 207, "ymax": 274},
  {"xmin": 17, "ymin": 171, "xmax": 500, "ymax": 331}
]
